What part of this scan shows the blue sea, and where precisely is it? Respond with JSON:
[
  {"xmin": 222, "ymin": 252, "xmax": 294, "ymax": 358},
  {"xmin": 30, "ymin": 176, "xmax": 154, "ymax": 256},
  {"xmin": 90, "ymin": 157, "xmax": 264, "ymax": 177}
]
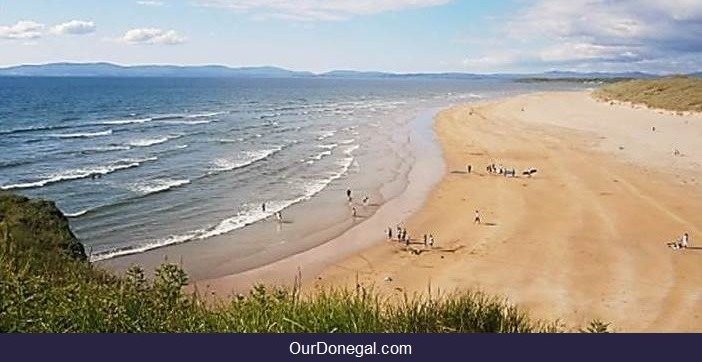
[{"xmin": 0, "ymin": 77, "xmax": 585, "ymax": 277}]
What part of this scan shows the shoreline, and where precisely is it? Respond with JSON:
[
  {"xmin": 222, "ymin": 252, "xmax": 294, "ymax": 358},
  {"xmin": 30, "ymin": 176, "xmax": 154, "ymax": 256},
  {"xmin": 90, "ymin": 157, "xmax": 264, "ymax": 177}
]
[
  {"xmin": 194, "ymin": 107, "xmax": 446, "ymax": 295},
  {"xmin": 94, "ymin": 104, "xmax": 422, "ymax": 281},
  {"xmin": 316, "ymin": 91, "xmax": 702, "ymax": 331}
]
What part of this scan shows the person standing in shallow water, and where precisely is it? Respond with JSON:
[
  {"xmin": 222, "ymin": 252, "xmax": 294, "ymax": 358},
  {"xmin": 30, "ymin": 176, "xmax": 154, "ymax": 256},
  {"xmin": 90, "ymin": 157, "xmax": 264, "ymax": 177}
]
[{"xmin": 261, "ymin": 203, "xmax": 266, "ymax": 213}]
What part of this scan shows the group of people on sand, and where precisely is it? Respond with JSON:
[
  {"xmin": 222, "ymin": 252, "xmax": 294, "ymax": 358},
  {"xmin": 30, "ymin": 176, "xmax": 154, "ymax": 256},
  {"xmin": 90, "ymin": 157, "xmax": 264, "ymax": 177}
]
[
  {"xmin": 387, "ymin": 225, "xmax": 435, "ymax": 249},
  {"xmin": 486, "ymin": 163, "xmax": 517, "ymax": 177},
  {"xmin": 668, "ymin": 232, "xmax": 691, "ymax": 250},
  {"xmin": 485, "ymin": 163, "xmax": 537, "ymax": 178}
]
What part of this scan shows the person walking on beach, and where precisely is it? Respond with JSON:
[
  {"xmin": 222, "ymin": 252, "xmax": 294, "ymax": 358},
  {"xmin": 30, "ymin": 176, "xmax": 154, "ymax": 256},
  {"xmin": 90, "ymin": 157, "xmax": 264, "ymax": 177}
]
[
  {"xmin": 423, "ymin": 234, "xmax": 428, "ymax": 246},
  {"xmin": 681, "ymin": 233, "xmax": 689, "ymax": 249},
  {"xmin": 467, "ymin": 164, "xmax": 472, "ymax": 174},
  {"xmin": 429, "ymin": 234, "xmax": 435, "ymax": 247},
  {"xmin": 363, "ymin": 196, "xmax": 369, "ymax": 205},
  {"xmin": 388, "ymin": 227, "xmax": 393, "ymax": 240},
  {"xmin": 261, "ymin": 203, "xmax": 266, "ymax": 213},
  {"xmin": 275, "ymin": 211, "xmax": 282, "ymax": 223},
  {"xmin": 346, "ymin": 189, "xmax": 352, "ymax": 202},
  {"xmin": 474, "ymin": 210, "xmax": 481, "ymax": 224},
  {"xmin": 352, "ymin": 207, "xmax": 358, "ymax": 218}
]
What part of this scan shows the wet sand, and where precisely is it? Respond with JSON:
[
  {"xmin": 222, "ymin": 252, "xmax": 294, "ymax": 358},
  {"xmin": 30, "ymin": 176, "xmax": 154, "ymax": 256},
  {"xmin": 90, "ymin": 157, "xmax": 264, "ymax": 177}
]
[
  {"xmin": 317, "ymin": 91, "xmax": 702, "ymax": 332},
  {"xmin": 194, "ymin": 108, "xmax": 445, "ymax": 294}
]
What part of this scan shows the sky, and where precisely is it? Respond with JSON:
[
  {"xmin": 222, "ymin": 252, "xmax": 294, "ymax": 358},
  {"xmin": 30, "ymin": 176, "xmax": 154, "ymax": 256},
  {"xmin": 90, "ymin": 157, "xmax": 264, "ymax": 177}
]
[{"xmin": 0, "ymin": 0, "xmax": 701, "ymax": 74}]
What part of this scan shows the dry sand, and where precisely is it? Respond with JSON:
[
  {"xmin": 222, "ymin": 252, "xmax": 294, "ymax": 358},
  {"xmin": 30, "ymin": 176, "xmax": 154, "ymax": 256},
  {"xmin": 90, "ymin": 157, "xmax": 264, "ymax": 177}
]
[{"xmin": 317, "ymin": 91, "xmax": 702, "ymax": 332}]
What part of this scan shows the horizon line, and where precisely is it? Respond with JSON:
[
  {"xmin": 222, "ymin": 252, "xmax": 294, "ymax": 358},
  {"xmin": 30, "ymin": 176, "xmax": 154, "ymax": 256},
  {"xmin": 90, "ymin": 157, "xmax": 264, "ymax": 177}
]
[{"xmin": 0, "ymin": 61, "xmax": 694, "ymax": 77}]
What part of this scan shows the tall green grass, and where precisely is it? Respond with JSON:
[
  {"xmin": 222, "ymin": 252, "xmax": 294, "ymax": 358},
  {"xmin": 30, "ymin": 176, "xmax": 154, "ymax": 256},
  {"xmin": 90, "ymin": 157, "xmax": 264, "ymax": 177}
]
[
  {"xmin": 594, "ymin": 75, "xmax": 702, "ymax": 112},
  {"xmin": 0, "ymin": 193, "xmax": 602, "ymax": 333}
]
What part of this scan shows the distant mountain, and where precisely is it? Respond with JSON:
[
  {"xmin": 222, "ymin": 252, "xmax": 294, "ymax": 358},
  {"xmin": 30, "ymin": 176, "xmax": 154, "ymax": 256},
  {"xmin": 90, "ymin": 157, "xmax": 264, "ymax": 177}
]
[
  {"xmin": 0, "ymin": 62, "xmax": 314, "ymax": 78},
  {"xmin": 0, "ymin": 62, "xmax": 692, "ymax": 79}
]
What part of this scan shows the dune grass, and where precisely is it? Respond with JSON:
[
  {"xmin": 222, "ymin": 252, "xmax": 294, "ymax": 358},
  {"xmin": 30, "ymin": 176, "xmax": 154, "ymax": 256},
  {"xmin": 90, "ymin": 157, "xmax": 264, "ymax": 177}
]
[
  {"xmin": 0, "ymin": 252, "xmax": 561, "ymax": 332},
  {"xmin": 0, "ymin": 192, "xmax": 603, "ymax": 333},
  {"xmin": 593, "ymin": 75, "xmax": 702, "ymax": 113}
]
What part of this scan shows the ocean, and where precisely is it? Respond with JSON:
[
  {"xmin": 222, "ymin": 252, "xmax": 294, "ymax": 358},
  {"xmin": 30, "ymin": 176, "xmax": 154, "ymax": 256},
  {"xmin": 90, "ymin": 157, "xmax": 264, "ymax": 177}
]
[{"xmin": 0, "ymin": 76, "xmax": 585, "ymax": 279}]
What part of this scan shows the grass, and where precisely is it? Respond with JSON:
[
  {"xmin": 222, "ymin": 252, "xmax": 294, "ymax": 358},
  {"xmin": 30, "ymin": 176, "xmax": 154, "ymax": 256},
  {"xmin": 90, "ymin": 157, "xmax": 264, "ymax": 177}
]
[
  {"xmin": 0, "ymin": 193, "xmax": 603, "ymax": 333},
  {"xmin": 593, "ymin": 75, "xmax": 702, "ymax": 113}
]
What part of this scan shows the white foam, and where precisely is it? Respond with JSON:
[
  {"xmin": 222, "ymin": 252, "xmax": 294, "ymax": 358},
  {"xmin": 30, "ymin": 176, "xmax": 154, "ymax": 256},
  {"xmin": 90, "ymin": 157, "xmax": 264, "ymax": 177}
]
[
  {"xmin": 128, "ymin": 134, "xmax": 181, "ymax": 147},
  {"xmin": 316, "ymin": 130, "xmax": 336, "ymax": 140},
  {"xmin": 310, "ymin": 150, "xmax": 332, "ymax": 160},
  {"xmin": 91, "ymin": 153, "xmax": 356, "ymax": 262},
  {"xmin": 460, "ymin": 93, "xmax": 483, "ymax": 99},
  {"xmin": 217, "ymin": 138, "xmax": 238, "ymax": 143},
  {"xmin": 90, "ymin": 230, "xmax": 202, "ymax": 262},
  {"xmin": 186, "ymin": 111, "xmax": 225, "ymax": 119},
  {"xmin": 65, "ymin": 209, "xmax": 89, "ymax": 218},
  {"xmin": 51, "ymin": 130, "xmax": 112, "ymax": 138},
  {"xmin": 0, "ymin": 157, "xmax": 157, "ymax": 190},
  {"xmin": 343, "ymin": 144, "xmax": 360, "ymax": 156},
  {"xmin": 316, "ymin": 143, "xmax": 338, "ymax": 150},
  {"xmin": 210, "ymin": 145, "xmax": 283, "ymax": 173},
  {"xmin": 128, "ymin": 178, "xmax": 190, "ymax": 195}
]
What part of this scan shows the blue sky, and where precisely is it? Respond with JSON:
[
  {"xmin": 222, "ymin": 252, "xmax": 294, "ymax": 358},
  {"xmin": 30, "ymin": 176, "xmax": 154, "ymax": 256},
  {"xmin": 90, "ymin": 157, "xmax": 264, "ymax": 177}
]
[{"xmin": 1, "ymin": 0, "xmax": 700, "ymax": 73}]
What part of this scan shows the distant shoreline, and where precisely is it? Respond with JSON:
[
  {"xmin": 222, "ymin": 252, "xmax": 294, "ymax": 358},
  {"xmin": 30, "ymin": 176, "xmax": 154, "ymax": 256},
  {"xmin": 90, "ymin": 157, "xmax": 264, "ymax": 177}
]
[{"xmin": 2, "ymin": 61, "xmax": 692, "ymax": 80}]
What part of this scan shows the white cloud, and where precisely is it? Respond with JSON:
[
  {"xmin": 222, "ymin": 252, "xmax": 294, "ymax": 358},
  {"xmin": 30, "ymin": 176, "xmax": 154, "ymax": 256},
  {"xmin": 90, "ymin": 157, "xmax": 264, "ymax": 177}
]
[
  {"xmin": 462, "ymin": 53, "xmax": 520, "ymax": 69},
  {"xmin": 136, "ymin": 1, "xmax": 165, "ymax": 6},
  {"xmin": 463, "ymin": 0, "xmax": 702, "ymax": 72},
  {"xmin": 120, "ymin": 28, "xmax": 186, "ymax": 45},
  {"xmin": 50, "ymin": 20, "xmax": 96, "ymax": 35},
  {"xmin": 538, "ymin": 43, "xmax": 642, "ymax": 63},
  {"xmin": 0, "ymin": 20, "xmax": 44, "ymax": 39},
  {"xmin": 194, "ymin": 0, "xmax": 452, "ymax": 21}
]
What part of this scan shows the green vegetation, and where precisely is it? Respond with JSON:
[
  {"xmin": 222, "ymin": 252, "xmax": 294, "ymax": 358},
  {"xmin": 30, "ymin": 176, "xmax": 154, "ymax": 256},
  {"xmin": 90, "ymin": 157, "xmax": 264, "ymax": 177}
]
[
  {"xmin": 594, "ymin": 75, "xmax": 702, "ymax": 112},
  {"xmin": 0, "ymin": 193, "xmax": 602, "ymax": 332}
]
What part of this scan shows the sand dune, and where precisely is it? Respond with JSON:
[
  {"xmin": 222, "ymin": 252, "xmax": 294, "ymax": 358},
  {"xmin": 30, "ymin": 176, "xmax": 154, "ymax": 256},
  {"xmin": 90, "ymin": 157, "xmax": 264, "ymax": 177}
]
[{"xmin": 318, "ymin": 91, "xmax": 702, "ymax": 331}]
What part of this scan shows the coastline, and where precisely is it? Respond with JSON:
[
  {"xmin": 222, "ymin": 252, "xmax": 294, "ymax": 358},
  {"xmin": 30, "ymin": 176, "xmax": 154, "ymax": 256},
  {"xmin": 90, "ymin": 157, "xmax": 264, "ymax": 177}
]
[
  {"xmin": 315, "ymin": 91, "xmax": 702, "ymax": 331},
  {"xmin": 194, "ymin": 107, "xmax": 446, "ymax": 295}
]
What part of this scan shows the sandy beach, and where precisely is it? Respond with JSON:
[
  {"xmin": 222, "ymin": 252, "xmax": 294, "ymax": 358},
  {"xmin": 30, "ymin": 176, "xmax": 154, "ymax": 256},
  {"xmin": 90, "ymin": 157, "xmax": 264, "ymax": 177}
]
[
  {"xmin": 200, "ymin": 90, "xmax": 702, "ymax": 331},
  {"xmin": 316, "ymin": 91, "xmax": 702, "ymax": 332}
]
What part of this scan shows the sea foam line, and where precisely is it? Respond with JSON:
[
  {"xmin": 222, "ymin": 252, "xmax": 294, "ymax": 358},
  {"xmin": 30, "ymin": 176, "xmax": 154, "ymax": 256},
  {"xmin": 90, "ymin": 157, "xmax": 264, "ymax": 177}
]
[
  {"xmin": 209, "ymin": 145, "xmax": 283, "ymax": 174},
  {"xmin": 91, "ymin": 158, "xmax": 355, "ymax": 262},
  {"xmin": 51, "ymin": 129, "xmax": 113, "ymax": 139},
  {"xmin": 127, "ymin": 134, "xmax": 182, "ymax": 147},
  {"xmin": 0, "ymin": 157, "xmax": 158, "ymax": 190},
  {"xmin": 91, "ymin": 150, "xmax": 357, "ymax": 262},
  {"xmin": 128, "ymin": 178, "xmax": 191, "ymax": 195}
]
